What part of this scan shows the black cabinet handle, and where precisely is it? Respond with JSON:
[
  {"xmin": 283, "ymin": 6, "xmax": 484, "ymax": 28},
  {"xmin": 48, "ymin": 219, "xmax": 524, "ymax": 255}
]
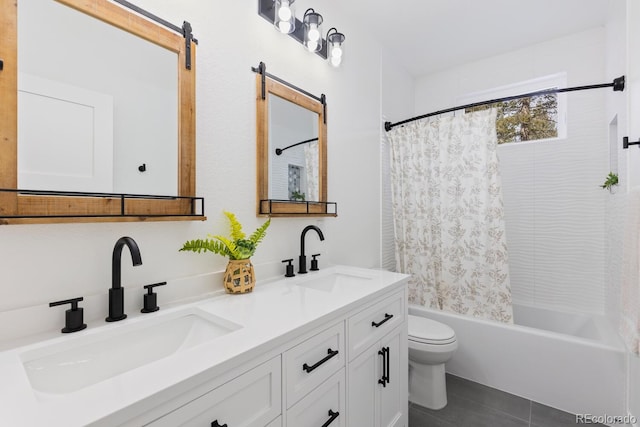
[
  {"xmin": 321, "ymin": 409, "xmax": 340, "ymax": 427},
  {"xmin": 211, "ymin": 421, "xmax": 227, "ymax": 427},
  {"xmin": 385, "ymin": 346, "xmax": 391, "ymax": 384},
  {"xmin": 303, "ymin": 348, "xmax": 339, "ymax": 373},
  {"xmin": 378, "ymin": 348, "xmax": 387, "ymax": 387},
  {"xmin": 371, "ymin": 312, "xmax": 393, "ymax": 328}
]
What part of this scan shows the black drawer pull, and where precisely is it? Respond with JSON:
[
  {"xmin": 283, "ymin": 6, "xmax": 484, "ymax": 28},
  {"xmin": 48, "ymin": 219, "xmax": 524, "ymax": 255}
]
[
  {"xmin": 385, "ymin": 346, "xmax": 391, "ymax": 384},
  {"xmin": 378, "ymin": 347, "xmax": 387, "ymax": 387},
  {"xmin": 371, "ymin": 313, "xmax": 393, "ymax": 328},
  {"xmin": 211, "ymin": 421, "xmax": 227, "ymax": 427},
  {"xmin": 303, "ymin": 348, "xmax": 339, "ymax": 373},
  {"xmin": 321, "ymin": 409, "xmax": 340, "ymax": 427}
]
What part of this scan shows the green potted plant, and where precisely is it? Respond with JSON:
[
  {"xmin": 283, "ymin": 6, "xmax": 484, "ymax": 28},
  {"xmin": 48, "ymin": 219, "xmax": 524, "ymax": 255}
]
[
  {"xmin": 600, "ymin": 172, "xmax": 619, "ymax": 192},
  {"xmin": 180, "ymin": 211, "xmax": 270, "ymax": 294}
]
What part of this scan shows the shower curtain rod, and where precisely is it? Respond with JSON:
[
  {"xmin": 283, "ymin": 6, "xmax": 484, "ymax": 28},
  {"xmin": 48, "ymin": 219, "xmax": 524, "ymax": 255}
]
[
  {"xmin": 275, "ymin": 137, "xmax": 318, "ymax": 156},
  {"xmin": 384, "ymin": 75, "xmax": 626, "ymax": 132}
]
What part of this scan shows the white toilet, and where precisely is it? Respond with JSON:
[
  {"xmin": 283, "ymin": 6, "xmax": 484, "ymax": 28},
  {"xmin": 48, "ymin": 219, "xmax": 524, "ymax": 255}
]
[{"xmin": 408, "ymin": 314, "xmax": 458, "ymax": 410}]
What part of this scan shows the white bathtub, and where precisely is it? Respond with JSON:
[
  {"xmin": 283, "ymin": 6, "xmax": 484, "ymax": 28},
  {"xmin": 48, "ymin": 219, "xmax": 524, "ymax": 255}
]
[{"xmin": 409, "ymin": 303, "xmax": 627, "ymax": 417}]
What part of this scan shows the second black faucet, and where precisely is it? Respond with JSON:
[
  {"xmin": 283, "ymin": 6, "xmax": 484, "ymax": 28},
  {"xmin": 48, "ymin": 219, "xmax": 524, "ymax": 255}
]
[{"xmin": 299, "ymin": 225, "xmax": 324, "ymax": 274}]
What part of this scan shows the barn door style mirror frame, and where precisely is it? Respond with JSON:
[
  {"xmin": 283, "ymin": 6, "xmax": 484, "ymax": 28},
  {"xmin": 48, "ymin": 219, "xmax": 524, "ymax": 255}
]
[{"xmin": 0, "ymin": 0, "xmax": 204, "ymax": 224}]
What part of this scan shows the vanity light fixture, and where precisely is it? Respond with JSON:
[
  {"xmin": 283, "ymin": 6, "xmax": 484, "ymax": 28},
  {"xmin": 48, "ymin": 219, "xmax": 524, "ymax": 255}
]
[
  {"xmin": 303, "ymin": 9, "xmax": 323, "ymax": 53},
  {"xmin": 274, "ymin": 0, "xmax": 295, "ymax": 34},
  {"xmin": 257, "ymin": 0, "xmax": 346, "ymax": 67},
  {"xmin": 326, "ymin": 27, "xmax": 345, "ymax": 67}
]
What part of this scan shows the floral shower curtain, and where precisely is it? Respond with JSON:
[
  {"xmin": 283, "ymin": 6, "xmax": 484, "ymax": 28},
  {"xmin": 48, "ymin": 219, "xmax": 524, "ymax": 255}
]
[
  {"xmin": 388, "ymin": 109, "xmax": 513, "ymax": 323},
  {"xmin": 621, "ymin": 189, "xmax": 640, "ymax": 355}
]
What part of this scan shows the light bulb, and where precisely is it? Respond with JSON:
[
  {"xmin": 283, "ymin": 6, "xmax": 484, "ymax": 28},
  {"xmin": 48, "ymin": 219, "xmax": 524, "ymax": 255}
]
[
  {"xmin": 307, "ymin": 26, "xmax": 320, "ymax": 42},
  {"xmin": 306, "ymin": 40, "xmax": 318, "ymax": 52},
  {"xmin": 330, "ymin": 55, "xmax": 342, "ymax": 67},
  {"xmin": 278, "ymin": 4, "xmax": 292, "ymax": 21},
  {"xmin": 278, "ymin": 21, "xmax": 292, "ymax": 33},
  {"xmin": 331, "ymin": 46, "xmax": 343, "ymax": 58}
]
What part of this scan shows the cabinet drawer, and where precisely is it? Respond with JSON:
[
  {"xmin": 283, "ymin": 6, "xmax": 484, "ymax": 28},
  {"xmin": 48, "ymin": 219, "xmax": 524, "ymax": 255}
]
[
  {"xmin": 147, "ymin": 356, "xmax": 281, "ymax": 427},
  {"xmin": 348, "ymin": 292, "xmax": 404, "ymax": 360},
  {"xmin": 286, "ymin": 368, "xmax": 345, "ymax": 427},
  {"xmin": 284, "ymin": 321, "xmax": 345, "ymax": 408}
]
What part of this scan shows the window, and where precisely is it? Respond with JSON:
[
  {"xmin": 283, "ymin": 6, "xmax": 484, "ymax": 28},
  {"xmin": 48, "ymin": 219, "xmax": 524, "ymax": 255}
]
[{"xmin": 458, "ymin": 73, "xmax": 566, "ymax": 144}]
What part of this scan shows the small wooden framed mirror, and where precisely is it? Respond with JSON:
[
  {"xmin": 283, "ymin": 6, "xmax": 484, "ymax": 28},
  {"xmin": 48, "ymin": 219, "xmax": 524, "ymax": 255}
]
[{"xmin": 255, "ymin": 64, "xmax": 337, "ymax": 217}]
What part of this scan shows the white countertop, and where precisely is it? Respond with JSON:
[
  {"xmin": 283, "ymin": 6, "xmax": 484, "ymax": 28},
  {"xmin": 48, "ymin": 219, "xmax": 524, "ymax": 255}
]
[{"xmin": 0, "ymin": 265, "xmax": 408, "ymax": 426}]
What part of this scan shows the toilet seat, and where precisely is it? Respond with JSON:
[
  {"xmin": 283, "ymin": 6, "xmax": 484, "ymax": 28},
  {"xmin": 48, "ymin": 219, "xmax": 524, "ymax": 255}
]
[{"xmin": 408, "ymin": 315, "xmax": 456, "ymax": 345}]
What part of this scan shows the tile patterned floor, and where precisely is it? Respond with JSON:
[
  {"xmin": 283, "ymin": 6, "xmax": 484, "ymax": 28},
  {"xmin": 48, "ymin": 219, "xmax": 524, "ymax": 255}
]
[{"xmin": 408, "ymin": 374, "xmax": 606, "ymax": 427}]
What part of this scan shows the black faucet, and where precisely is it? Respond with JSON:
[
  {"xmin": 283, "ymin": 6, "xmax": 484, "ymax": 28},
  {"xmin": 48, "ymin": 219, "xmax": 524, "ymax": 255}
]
[
  {"xmin": 299, "ymin": 225, "xmax": 324, "ymax": 274},
  {"xmin": 106, "ymin": 236, "xmax": 142, "ymax": 322}
]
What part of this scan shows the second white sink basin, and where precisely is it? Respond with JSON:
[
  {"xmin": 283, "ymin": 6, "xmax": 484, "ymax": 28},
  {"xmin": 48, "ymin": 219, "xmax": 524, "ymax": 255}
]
[
  {"xmin": 21, "ymin": 307, "xmax": 241, "ymax": 394},
  {"xmin": 297, "ymin": 271, "xmax": 374, "ymax": 292}
]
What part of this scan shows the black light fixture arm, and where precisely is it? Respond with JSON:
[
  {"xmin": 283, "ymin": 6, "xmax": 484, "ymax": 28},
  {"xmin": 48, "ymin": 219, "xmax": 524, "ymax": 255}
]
[
  {"xmin": 276, "ymin": 137, "xmax": 319, "ymax": 155},
  {"xmin": 384, "ymin": 76, "xmax": 626, "ymax": 132}
]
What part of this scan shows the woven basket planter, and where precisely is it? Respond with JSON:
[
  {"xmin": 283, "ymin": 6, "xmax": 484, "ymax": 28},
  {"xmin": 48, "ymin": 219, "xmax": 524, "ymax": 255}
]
[{"xmin": 223, "ymin": 259, "xmax": 255, "ymax": 294}]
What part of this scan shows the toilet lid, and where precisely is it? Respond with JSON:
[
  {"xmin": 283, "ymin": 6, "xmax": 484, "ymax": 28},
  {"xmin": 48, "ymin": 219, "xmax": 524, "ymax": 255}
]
[{"xmin": 408, "ymin": 315, "xmax": 456, "ymax": 344}]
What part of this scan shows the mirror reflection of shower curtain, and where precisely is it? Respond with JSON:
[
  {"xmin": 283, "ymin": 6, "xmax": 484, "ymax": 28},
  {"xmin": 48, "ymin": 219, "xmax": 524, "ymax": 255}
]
[
  {"xmin": 304, "ymin": 140, "xmax": 319, "ymax": 201},
  {"xmin": 388, "ymin": 109, "xmax": 513, "ymax": 323}
]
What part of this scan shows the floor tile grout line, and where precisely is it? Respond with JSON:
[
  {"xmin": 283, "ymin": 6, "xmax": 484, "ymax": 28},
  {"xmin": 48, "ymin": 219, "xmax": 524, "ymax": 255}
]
[
  {"xmin": 444, "ymin": 389, "xmax": 533, "ymax": 424},
  {"xmin": 412, "ymin": 393, "xmax": 534, "ymax": 426}
]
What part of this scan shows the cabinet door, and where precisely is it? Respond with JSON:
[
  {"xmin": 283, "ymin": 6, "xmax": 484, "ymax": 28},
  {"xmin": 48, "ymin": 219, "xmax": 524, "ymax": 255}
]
[
  {"xmin": 147, "ymin": 356, "xmax": 281, "ymax": 427},
  {"xmin": 348, "ymin": 325, "xmax": 407, "ymax": 427},
  {"xmin": 378, "ymin": 327, "xmax": 407, "ymax": 427},
  {"xmin": 347, "ymin": 342, "xmax": 381, "ymax": 427}
]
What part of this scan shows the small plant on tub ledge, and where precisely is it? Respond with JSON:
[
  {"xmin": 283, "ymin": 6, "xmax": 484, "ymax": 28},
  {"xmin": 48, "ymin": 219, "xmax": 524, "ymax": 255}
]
[
  {"xmin": 600, "ymin": 172, "xmax": 619, "ymax": 193},
  {"xmin": 180, "ymin": 211, "xmax": 271, "ymax": 294}
]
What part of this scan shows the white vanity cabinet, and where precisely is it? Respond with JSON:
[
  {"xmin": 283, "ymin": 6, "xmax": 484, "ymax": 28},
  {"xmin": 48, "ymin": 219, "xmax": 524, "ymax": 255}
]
[{"xmin": 143, "ymin": 289, "xmax": 407, "ymax": 427}]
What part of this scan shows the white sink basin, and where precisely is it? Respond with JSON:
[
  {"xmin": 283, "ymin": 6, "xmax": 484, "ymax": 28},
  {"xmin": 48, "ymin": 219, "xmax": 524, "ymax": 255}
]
[
  {"xmin": 20, "ymin": 307, "xmax": 241, "ymax": 394},
  {"xmin": 297, "ymin": 271, "xmax": 374, "ymax": 292}
]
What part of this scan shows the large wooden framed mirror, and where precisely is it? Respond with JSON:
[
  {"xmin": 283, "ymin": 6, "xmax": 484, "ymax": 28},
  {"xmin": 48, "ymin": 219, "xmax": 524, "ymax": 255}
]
[
  {"xmin": 255, "ymin": 65, "xmax": 336, "ymax": 217},
  {"xmin": 0, "ymin": 0, "xmax": 202, "ymax": 224}
]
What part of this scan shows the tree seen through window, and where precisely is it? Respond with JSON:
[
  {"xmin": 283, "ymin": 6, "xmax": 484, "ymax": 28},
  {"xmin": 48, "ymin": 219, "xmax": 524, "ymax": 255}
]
[{"xmin": 466, "ymin": 92, "xmax": 558, "ymax": 144}]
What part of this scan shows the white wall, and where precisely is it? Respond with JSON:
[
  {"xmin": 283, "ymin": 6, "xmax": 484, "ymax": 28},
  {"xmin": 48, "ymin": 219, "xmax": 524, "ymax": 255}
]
[
  {"xmin": 607, "ymin": 0, "xmax": 640, "ymax": 421},
  {"xmin": 0, "ymin": 0, "xmax": 413, "ymax": 343},
  {"xmin": 414, "ymin": 28, "xmax": 609, "ymax": 315}
]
